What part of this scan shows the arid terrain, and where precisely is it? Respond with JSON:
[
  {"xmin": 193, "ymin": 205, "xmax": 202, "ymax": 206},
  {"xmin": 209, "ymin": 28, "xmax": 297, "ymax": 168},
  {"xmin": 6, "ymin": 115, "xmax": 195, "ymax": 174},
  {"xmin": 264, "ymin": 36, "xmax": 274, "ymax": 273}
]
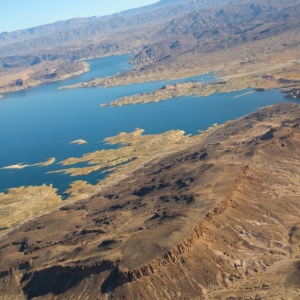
[
  {"xmin": 1, "ymin": 0, "xmax": 300, "ymax": 299},
  {"xmin": 1, "ymin": 0, "xmax": 300, "ymax": 98},
  {"xmin": 0, "ymin": 0, "xmax": 230, "ymax": 96},
  {"xmin": 0, "ymin": 103, "xmax": 300, "ymax": 299}
]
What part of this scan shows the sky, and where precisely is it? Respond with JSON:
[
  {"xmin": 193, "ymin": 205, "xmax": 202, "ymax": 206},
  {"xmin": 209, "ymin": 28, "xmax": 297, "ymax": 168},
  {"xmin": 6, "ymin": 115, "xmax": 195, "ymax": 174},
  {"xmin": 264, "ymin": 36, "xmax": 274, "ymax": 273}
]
[{"xmin": 0, "ymin": 0, "xmax": 159, "ymax": 33}]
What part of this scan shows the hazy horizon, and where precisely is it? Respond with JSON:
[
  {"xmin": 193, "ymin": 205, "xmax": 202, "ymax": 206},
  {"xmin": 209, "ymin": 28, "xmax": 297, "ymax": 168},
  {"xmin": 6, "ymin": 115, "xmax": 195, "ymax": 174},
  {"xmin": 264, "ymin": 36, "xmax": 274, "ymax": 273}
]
[{"xmin": 0, "ymin": 0, "xmax": 159, "ymax": 33}]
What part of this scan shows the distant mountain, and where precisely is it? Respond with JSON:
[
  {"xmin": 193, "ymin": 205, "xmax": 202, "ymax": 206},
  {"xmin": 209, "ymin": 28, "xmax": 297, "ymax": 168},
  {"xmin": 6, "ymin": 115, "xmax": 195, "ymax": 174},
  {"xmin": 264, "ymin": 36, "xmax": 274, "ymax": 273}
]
[
  {"xmin": 131, "ymin": 0, "xmax": 300, "ymax": 64},
  {"xmin": 0, "ymin": 0, "xmax": 230, "ymax": 58},
  {"xmin": 0, "ymin": 0, "xmax": 299, "ymax": 94}
]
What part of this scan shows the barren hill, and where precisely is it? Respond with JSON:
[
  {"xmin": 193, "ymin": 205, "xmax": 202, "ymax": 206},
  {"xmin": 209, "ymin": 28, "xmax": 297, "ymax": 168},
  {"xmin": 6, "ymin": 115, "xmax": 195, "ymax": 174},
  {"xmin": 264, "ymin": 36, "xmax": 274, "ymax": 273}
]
[{"xmin": 1, "ymin": 103, "xmax": 300, "ymax": 299}]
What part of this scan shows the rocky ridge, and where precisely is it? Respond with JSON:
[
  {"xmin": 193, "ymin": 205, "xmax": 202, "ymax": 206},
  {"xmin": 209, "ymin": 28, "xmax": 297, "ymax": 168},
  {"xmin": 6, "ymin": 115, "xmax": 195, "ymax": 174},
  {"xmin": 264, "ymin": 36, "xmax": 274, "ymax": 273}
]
[{"xmin": 0, "ymin": 103, "xmax": 300, "ymax": 299}]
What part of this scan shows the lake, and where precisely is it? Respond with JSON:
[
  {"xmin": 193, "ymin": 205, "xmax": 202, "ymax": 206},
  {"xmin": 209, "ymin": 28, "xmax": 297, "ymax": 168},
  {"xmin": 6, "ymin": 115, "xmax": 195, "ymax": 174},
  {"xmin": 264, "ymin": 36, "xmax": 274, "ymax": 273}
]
[{"xmin": 0, "ymin": 54, "xmax": 297, "ymax": 194}]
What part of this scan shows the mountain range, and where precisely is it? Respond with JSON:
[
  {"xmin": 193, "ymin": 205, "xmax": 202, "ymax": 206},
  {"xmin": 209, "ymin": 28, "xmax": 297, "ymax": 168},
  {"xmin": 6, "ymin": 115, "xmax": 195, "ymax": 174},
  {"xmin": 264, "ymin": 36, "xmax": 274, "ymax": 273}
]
[
  {"xmin": 0, "ymin": 0, "xmax": 230, "ymax": 58},
  {"xmin": 0, "ymin": 0, "xmax": 299, "ymax": 97}
]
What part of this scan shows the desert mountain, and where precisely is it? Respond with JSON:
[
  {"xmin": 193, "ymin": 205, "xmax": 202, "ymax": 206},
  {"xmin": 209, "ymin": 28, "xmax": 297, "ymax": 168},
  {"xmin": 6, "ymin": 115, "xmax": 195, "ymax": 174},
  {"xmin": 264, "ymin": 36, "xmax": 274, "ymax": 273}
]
[
  {"xmin": 131, "ymin": 0, "xmax": 300, "ymax": 64},
  {"xmin": 0, "ymin": 0, "xmax": 230, "ymax": 58},
  {"xmin": 0, "ymin": 0, "xmax": 299, "ymax": 97},
  {"xmin": 0, "ymin": 0, "xmax": 299, "ymax": 96}
]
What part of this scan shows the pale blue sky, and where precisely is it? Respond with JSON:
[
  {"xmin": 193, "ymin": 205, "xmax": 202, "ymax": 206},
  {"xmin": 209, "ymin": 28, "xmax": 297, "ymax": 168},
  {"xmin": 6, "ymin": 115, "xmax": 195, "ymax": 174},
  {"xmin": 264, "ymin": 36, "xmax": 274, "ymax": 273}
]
[{"xmin": 1, "ymin": 0, "xmax": 159, "ymax": 33}]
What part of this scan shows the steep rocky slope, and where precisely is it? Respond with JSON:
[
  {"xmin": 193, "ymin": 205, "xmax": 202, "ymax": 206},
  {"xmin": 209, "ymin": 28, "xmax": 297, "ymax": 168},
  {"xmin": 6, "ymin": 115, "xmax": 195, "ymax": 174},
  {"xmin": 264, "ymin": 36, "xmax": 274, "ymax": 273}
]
[{"xmin": 0, "ymin": 103, "xmax": 299, "ymax": 299}]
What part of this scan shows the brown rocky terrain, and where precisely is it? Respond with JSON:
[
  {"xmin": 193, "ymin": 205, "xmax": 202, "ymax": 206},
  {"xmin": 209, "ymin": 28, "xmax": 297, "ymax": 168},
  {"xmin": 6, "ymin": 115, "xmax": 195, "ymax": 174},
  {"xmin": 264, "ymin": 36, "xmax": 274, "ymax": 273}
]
[
  {"xmin": 1, "ymin": 0, "xmax": 300, "ymax": 97},
  {"xmin": 63, "ymin": 42, "xmax": 300, "ymax": 105},
  {"xmin": 99, "ymin": 59, "xmax": 300, "ymax": 107},
  {"xmin": 0, "ymin": 103, "xmax": 300, "ymax": 299},
  {"xmin": 0, "ymin": 60, "xmax": 89, "ymax": 96},
  {"xmin": 59, "ymin": 0, "xmax": 300, "ymax": 102},
  {"xmin": 130, "ymin": 0, "xmax": 300, "ymax": 65},
  {"xmin": 1, "ymin": 1, "xmax": 300, "ymax": 298},
  {"xmin": 0, "ymin": 0, "xmax": 229, "ymax": 57},
  {"xmin": 0, "ymin": 0, "xmax": 230, "ymax": 95}
]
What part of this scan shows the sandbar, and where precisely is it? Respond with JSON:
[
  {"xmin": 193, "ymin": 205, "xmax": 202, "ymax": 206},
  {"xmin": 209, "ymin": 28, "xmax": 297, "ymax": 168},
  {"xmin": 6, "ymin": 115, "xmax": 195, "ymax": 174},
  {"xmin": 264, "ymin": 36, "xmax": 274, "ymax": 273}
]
[
  {"xmin": 2, "ymin": 157, "xmax": 55, "ymax": 170},
  {"xmin": 70, "ymin": 139, "xmax": 88, "ymax": 145}
]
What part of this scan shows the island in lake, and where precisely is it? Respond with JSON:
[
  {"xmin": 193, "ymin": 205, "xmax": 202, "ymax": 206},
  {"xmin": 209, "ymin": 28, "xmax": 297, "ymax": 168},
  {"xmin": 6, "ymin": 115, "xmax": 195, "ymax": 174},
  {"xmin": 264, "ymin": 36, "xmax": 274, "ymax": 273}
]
[{"xmin": 70, "ymin": 139, "xmax": 88, "ymax": 145}]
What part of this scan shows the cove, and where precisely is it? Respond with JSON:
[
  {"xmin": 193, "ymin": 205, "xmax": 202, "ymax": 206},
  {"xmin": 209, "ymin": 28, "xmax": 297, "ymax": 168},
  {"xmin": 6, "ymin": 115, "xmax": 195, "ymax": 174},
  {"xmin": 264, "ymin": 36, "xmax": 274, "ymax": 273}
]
[{"xmin": 0, "ymin": 54, "xmax": 297, "ymax": 195}]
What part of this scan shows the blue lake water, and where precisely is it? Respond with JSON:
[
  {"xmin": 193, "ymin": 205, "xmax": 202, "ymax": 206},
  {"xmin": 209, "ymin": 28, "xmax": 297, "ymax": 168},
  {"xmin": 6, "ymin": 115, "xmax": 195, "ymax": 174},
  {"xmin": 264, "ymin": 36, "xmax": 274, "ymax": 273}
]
[{"xmin": 0, "ymin": 54, "xmax": 297, "ymax": 194}]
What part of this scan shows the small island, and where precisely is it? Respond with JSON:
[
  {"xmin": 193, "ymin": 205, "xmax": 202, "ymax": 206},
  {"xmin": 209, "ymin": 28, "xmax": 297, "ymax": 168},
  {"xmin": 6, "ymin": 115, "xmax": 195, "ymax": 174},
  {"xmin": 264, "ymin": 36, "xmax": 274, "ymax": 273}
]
[
  {"xmin": 2, "ymin": 157, "xmax": 55, "ymax": 170},
  {"xmin": 70, "ymin": 139, "xmax": 88, "ymax": 145}
]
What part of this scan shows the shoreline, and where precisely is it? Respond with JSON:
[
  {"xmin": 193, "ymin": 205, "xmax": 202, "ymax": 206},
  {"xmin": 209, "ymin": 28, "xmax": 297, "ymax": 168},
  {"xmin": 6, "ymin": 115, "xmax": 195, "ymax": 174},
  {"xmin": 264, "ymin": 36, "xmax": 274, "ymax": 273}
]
[
  {"xmin": 1, "ymin": 103, "xmax": 300, "ymax": 298},
  {"xmin": 2, "ymin": 100, "xmax": 300, "ymax": 235},
  {"xmin": 0, "ymin": 61, "xmax": 90, "ymax": 98},
  {"xmin": 0, "ymin": 52, "xmax": 133, "ymax": 99},
  {"xmin": 0, "ymin": 125, "xmax": 223, "ymax": 237},
  {"xmin": 58, "ymin": 50, "xmax": 300, "ymax": 106},
  {"xmin": 100, "ymin": 77, "xmax": 300, "ymax": 108}
]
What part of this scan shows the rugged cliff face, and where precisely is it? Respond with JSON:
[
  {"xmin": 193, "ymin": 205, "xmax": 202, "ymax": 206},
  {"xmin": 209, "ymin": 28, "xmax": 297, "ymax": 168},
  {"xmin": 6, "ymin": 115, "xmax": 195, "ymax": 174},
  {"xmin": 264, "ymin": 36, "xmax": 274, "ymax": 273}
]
[{"xmin": 0, "ymin": 103, "xmax": 300, "ymax": 299}]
